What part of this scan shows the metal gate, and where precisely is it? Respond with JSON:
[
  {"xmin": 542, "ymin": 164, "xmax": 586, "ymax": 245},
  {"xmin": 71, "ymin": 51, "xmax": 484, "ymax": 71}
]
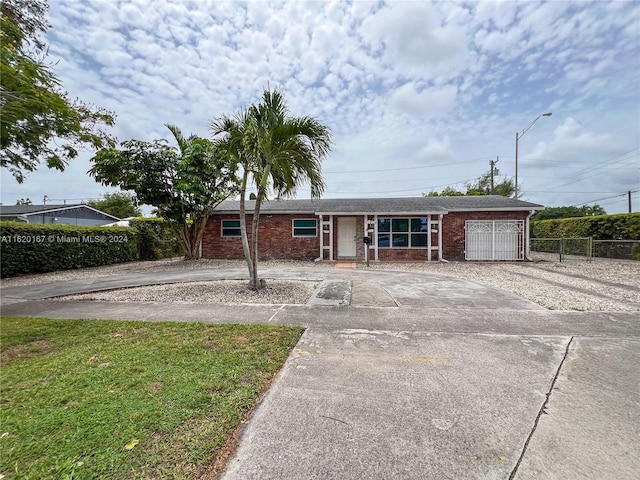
[{"xmin": 465, "ymin": 220, "xmax": 525, "ymax": 260}]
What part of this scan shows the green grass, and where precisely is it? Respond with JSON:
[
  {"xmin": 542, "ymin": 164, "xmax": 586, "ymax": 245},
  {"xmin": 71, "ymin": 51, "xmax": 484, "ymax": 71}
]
[{"xmin": 0, "ymin": 317, "xmax": 304, "ymax": 479}]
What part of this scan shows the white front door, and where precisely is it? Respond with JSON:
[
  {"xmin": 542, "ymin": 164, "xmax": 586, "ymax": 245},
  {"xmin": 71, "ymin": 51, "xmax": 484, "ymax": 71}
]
[{"xmin": 338, "ymin": 217, "xmax": 357, "ymax": 257}]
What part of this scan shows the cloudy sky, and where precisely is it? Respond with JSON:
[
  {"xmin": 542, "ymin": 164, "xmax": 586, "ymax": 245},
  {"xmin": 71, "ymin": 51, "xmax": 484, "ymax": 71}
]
[{"xmin": 2, "ymin": 0, "xmax": 639, "ymax": 214}]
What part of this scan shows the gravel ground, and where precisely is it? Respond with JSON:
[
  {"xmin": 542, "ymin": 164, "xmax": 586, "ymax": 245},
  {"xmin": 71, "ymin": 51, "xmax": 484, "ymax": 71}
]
[
  {"xmin": 59, "ymin": 279, "xmax": 320, "ymax": 305},
  {"xmin": 362, "ymin": 258, "xmax": 640, "ymax": 311},
  {"xmin": 2, "ymin": 257, "xmax": 639, "ymax": 311}
]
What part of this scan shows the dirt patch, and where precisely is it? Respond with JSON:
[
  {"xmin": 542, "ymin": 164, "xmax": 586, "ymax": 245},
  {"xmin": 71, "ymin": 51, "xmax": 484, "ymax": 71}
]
[{"xmin": 0, "ymin": 340, "xmax": 54, "ymax": 365}]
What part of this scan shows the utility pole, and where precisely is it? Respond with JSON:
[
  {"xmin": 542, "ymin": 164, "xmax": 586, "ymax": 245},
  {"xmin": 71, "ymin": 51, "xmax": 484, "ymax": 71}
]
[
  {"xmin": 629, "ymin": 190, "xmax": 632, "ymax": 213},
  {"xmin": 489, "ymin": 157, "xmax": 498, "ymax": 194}
]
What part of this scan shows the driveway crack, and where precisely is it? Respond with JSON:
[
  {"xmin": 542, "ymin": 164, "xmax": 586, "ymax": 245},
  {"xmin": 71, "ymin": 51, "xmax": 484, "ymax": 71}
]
[{"xmin": 509, "ymin": 336, "xmax": 575, "ymax": 479}]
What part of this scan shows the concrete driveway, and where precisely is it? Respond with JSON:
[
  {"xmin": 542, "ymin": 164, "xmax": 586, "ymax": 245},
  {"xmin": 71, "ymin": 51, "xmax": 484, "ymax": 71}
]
[{"xmin": 1, "ymin": 263, "xmax": 638, "ymax": 480}]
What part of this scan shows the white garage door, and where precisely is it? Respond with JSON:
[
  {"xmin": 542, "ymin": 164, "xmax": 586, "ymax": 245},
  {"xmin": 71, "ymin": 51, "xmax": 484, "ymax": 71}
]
[{"xmin": 465, "ymin": 220, "xmax": 525, "ymax": 260}]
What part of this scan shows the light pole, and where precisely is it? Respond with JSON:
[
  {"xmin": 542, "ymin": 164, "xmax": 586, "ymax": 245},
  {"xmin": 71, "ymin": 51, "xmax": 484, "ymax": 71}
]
[{"xmin": 515, "ymin": 112, "xmax": 552, "ymax": 198}]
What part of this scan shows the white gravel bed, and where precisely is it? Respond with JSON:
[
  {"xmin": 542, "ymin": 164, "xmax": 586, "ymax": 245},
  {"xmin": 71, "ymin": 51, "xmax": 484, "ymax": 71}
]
[
  {"xmin": 362, "ymin": 261, "xmax": 640, "ymax": 311},
  {"xmin": 58, "ymin": 279, "xmax": 320, "ymax": 305}
]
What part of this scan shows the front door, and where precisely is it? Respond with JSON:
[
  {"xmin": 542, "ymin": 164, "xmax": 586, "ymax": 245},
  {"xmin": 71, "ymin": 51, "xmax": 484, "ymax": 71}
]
[{"xmin": 338, "ymin": 217, "xmax": 357, "ymax": 257}]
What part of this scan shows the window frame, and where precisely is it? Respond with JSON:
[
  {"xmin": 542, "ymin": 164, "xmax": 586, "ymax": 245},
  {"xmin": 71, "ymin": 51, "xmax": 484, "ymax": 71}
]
[
  {"xmin": 377, "ymin": 217, "xmax": 428, "ymax": 248},
  {"xmin": 221, "ymin": 219, "xmax": 242, "ymax": 237},
  {"xmin": 292, "ymin": 218, "xmax": 318, "ymax": 238}
]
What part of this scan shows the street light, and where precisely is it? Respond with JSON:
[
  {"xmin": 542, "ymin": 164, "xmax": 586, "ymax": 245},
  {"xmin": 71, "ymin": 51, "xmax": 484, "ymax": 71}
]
[{"xmin": 515, "ymin": 112, "xmax": 552, "ymax": 198}]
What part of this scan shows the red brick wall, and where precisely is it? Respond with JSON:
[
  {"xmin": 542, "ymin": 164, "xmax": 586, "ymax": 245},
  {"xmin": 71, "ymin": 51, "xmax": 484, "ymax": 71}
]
[
  {"xmin": 203, "ymin": 210, "xmax": 530, "ymax": 262},
  {"xmin": 378, "ymin": 249, "xmax": 432, "ymax": 261},
  {"xmin": 442, "ymin": 211, "xmax": 529, "ymax": 261},
  {"xmin": 202, "ymin": 214, "xmax": 320, "ymax": 260}
]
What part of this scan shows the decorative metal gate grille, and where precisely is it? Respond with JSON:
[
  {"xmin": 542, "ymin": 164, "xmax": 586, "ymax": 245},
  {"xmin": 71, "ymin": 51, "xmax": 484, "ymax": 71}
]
[{"xmin": 465, "ymin": 220, "xmax": 525, "ymax": 260}]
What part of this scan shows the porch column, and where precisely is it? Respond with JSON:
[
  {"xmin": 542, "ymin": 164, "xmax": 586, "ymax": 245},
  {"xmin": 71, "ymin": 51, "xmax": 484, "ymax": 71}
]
[
  {"xmin": 374, "ymin": 214, "xmax": 379, "ymax": 261},
  {"xmin": 438, "ymin": 214, "xmax": 443, "ymax": 261},
  {"xmin": 427, "ymin": 214, "xmax": 431, "ymax": 262},
  {"xmin": 318, "ymin": 214, "xmax": 323, "ymax": 259},
  {"xmin": 329, "ymin": 214, "xmax": 334, "ymax": 261}
]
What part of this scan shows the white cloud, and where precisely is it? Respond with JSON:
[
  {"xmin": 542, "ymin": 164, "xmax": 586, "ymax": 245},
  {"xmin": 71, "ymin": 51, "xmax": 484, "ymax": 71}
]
[
  {"xmin": 390, "ymin": 83, "xmax": 458, "ymax": 117},
  {"xmin": 1, "ymin": 0, "xmax": 638, "ymax": 214},
  {"xmin": 417, "ymin": 137, "xmax": 455, "ymax": 163}
]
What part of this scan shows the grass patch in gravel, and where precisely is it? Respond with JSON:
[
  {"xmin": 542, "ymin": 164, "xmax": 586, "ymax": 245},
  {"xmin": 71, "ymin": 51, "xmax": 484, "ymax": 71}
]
[{"xmin": 0, "ymin": 316, "xmax": 303, "ymax": 479}]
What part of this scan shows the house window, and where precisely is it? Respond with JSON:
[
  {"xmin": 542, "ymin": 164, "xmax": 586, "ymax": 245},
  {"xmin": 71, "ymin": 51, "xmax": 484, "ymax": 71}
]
[
  {"xmin": 221, "ymin": 220, "xmax": 241, "ymax": 237},
  {"xmin": 293, "ymin": 219, "xmax": 317, "ymax": 237},
  {"xmin": 378, "ymin": 217, "xmax": 428, "ymax": 248}
]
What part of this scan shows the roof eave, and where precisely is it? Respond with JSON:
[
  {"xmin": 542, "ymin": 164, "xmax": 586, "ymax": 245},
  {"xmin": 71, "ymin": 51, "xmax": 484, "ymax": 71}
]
[
  {"xmin": 448, "ymin": 206, "xmax": 545, "ymax": 212},
  {"xmin": 315, "ymin": 210, "xmax": 449, "ymax": 215}
]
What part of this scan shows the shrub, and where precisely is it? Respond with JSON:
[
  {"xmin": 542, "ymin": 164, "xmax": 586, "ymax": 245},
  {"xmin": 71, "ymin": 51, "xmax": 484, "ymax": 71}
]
[
  {"xmin": 531, "ymin": 212, "xmax": 640, "ymax": 240},
  {"xmin": 129, "ymin": 218, "xmax": 182, "ymax": 260},
  {"xmin": 0, "ymin": 222, "xmax": 139, "ymax": 277}
]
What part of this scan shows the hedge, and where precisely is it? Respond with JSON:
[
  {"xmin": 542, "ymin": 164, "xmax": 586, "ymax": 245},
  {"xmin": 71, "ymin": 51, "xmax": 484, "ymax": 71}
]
[
  {"xmin": 531, "ymin": 212, "xmax": 640, "ymax": 240},
  {"xmin": 129, "ymin": 217, "xmax": 182, "ymax": 260},
  {"xmin": 0, "ymin": 222, "xmax": 139, "ymax": 278}
]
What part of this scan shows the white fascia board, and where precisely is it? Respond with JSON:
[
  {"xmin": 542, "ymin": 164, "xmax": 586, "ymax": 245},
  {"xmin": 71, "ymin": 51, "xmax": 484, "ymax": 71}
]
[
  {"xmin": 315, "ymin": 210, "xmax": 449, "ymax": 216},
  {"xmin": 447, "ymin": 207, "xmax": 544, "ymax": 212},
  {"xmin": 212, "ymin": 210, "xmax": 315, "ymax": 215}
]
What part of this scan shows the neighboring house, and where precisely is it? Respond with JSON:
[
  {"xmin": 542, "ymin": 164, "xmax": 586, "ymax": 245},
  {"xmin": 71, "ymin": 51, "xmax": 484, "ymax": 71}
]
[
  {"xmin": 0, "ymin": 204, "xmax": 120, "ymax": 226},
  {"xmin": 203, "ymin": 196, "xmax": 544, "ymax": 262}
]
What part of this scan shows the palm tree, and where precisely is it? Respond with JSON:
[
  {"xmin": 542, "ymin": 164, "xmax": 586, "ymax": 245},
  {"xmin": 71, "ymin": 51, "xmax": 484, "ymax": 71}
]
[{"xmin": 212, "ymin": 89, "xmax": 331, "ymax": 289}]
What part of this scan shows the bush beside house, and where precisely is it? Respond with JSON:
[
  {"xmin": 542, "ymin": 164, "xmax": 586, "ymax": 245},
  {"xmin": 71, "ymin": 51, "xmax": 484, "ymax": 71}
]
[
  {"xmin": 531, "ymin": 213, "xmax": 640, "ymax": 260},
  {"xmin": 129, "ymin": 218, "xmax": 182, "ymax": 260},
  {"xmin": 0, "ymin": 222, "xmax": 138, "ymax": 277},
  {"xmin": 531, "ymin": 212, "xmax": 640, "ymax": 240}
]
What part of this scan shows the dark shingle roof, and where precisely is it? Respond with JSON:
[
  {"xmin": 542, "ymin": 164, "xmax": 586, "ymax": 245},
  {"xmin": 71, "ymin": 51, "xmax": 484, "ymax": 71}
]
[{"xmin": 212, "ymin": 196, "xmax": 543, "ymax": 215}]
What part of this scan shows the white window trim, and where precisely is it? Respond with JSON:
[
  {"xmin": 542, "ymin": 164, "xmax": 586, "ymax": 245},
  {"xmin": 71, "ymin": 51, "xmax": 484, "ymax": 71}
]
[
  {"xmin": 377, "ymin": 217, "xmax": 429, "ymax": 249},
  {"xmin": 292, "ymin": 218, "xmax": 318, "ymax": 238}
]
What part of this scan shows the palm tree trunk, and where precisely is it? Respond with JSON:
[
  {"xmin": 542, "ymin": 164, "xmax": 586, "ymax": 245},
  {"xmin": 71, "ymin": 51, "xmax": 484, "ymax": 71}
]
[
  {"xmin": 250, "ymin": 184, "xmax": 265, "ymax": 290},
  {"xmin": 238, "ymin": 173, "xmax": 255, "ymax": 287}
]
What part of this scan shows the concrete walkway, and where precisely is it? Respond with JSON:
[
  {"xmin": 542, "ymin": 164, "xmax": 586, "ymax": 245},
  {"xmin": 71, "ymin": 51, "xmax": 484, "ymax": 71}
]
[{"xmin": 1, "ymin": 264, "xmax": 638, "ymax": 480}]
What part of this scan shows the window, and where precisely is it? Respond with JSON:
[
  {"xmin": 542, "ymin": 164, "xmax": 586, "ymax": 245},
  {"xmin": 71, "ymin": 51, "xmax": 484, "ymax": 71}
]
[
  {"xmin": 378, "ymin": 217, "xmax": 428, "ymax": 248},
  {"xmin": 293, "ymin": 219, "xmax": 317, "ymax": 237},
  {"xmin": 221, "ymin": 219, "xmax": 241, "ymax": 237}
]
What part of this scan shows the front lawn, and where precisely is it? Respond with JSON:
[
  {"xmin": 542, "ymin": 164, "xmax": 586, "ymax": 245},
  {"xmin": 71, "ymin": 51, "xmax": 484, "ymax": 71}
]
[{"xmin": 0, "ymin": 317, "xmax": 303, "ymax": 479}]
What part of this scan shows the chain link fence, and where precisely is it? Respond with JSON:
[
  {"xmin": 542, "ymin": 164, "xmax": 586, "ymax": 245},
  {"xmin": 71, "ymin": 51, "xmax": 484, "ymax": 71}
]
[
  {"xmin": 592, "ymin": 240, "xmax": 640, "ymax": 261},
  {"xmin": 531, "ymin": 237, "xmax": 640, "ymax": 262}
]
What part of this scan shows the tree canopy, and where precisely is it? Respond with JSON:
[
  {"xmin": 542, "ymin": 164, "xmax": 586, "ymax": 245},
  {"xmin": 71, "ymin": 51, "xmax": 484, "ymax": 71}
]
[
  {"xmin": 89, "ymin": 125, "xmax": 238, "ymax": 260},
  {"xmin": 212, "ymin": 88, "xmax": 331, "ymax": 289},
  {"xmin": 425, "ymin": 168, "xmax": 515, "ymax": 197},
  {"xmin": 1, "ymin": 0, "xmax": 116, "ymax": 183},
  {"xmin": 88, "ymin": 192, "xmax": 141, "ymax": 219}
]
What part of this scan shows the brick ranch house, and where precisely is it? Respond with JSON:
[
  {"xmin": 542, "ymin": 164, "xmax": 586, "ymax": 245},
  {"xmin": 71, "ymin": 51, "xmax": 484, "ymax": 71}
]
[{"xmin": 202, "ymin": 196, "xmax": 544, "ymax": 262}]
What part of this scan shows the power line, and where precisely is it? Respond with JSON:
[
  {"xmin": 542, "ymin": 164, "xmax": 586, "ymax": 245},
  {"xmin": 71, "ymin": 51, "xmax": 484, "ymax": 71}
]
[
  {"xmin": 538, "ymin": 148, "xmax": 639, "ymax": 191},
  {"xmin": 323, "ymin": 157, "xmax": 494, "ymax": 174},
  {"xmin": 569, "ymin": 189, "xmax": 639, "ymax": 207}
]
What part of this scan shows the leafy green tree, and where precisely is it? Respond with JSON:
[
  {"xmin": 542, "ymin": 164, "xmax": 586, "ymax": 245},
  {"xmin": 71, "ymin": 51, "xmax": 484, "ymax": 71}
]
[
  {"xmin": 88, "ymin": 192, "xmax": 141, "ymax": 219},
  {"xmin": 90, "ymin": 125, "xmax": 238, "ymax": 260},
  {"xmin": 424, "ymin": 186, "xmax": 465, "ymax": 197},
  {"xmin": 464, "ymin": 169, "xmax": 515, "ymax": 197},
  {"xmin": 212, "ymin": 89, "xmax": 331, "ymax": 290},
  {"xmin": 15, "ymin": 197, "xmax": 32, "ymax": 205},
  {"xmin": 424, "ymin": 169, "xmax": 515, "ymax": 197},
  {"xmin": 1, "ymin": 0, "xmax": 116, "ymax": 183}
]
